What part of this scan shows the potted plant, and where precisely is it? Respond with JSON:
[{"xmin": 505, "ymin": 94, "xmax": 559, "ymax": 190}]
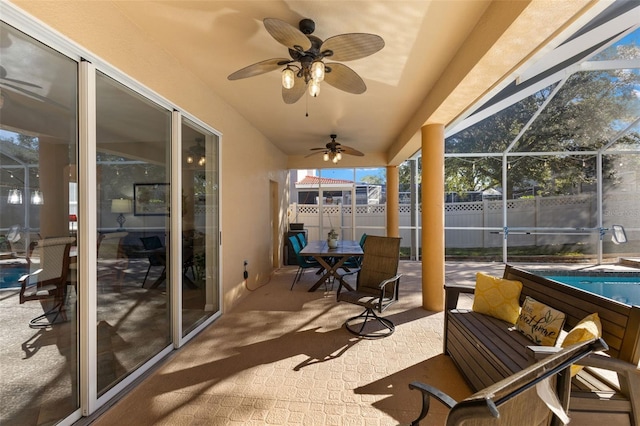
[{"xmin": 327, "ymin": 229, "xmax": 339, "ymax": 249}]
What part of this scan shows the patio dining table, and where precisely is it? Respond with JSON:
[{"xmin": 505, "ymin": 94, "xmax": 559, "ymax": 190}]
[{"xmin": 300, "ymin": 239, "xmax": 363, "ymax": 292}]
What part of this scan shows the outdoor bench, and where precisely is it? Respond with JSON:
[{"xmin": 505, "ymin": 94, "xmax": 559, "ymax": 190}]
[{"xmin": 443, "ymin": 264, "xmax": 640, "ymax": 426}]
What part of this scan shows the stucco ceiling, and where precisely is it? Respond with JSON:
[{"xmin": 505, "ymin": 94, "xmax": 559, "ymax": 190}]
[{"xmin": 10, "ymin": 0, "xmax": 603, "ymax": 167}]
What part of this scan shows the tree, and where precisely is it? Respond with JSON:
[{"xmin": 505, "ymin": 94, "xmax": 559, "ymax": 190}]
[{"xmin": 444, "ymin": 56, "xmax": 640, "ymax": 199}]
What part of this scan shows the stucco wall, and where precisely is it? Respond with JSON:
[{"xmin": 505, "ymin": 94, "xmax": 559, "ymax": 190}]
[{"xmin": 14, "ymin": 0, "xmax": 288, "ymax": 311}]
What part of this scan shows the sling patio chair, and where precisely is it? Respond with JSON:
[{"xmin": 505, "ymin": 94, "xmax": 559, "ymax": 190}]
[
  {"xmin": 336, "ymin": 235, "xmax": 401, "ymax": 338},
  {"xmin": 288, "ymin": 234, "xmax": 321, "ymax": 290},
  {"xmin": 18, "ymin": 236, "xmax": 76, "ymax": 328}
]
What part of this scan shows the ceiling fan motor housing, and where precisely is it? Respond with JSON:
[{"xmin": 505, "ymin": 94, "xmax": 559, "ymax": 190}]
[{"xmin": 299, "ymin": 18, "xmax": 315, "ymax": 34}]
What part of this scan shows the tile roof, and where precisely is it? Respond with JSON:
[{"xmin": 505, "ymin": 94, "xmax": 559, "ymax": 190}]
[{"xmin": 297, "ymin": 175, "xmax": 354, "ymax": 185}]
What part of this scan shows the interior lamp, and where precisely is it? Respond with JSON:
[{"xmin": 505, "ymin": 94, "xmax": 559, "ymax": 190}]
[
  {"xmin": 282, "ymin": 67, "xmax": 295, "ymax": 90},
  {"xmin": 323, "ymin": 152, "xmax": 329, "ymax": 162},
  {"xmin": 332, "ymin": 154, "xmax": 339, "ymax": 164},
  {"xmin": 30, "ymin": 190, "xmax": 44, "ymax": 205},
  {"xmin": 111, "ymin": 198, "xmax": 132, "ymax": 230},
  {"xmin": 7, "ymin": 189, "xmax": 22, "ymax": 205}
]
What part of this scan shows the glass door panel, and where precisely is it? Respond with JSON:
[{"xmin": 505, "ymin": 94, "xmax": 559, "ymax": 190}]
[
  {"xmin": 95, "ymin": 72, "xmax": 171, "ymax": 395},
  {"xmin": 0, "ymin": 21, "xmax": 79, "ymax": 425},
  {"xmin": 181, "ymin": 120, "xmax": 219, "ymax": 336}
]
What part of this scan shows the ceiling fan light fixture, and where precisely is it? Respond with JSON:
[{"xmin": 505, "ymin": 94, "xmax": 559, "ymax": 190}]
[
  {"xmin": 311, "ymin": 61, "xmax": 325, "ymax": 82},
  {"xmin": 31, "ymin": 190, "xmax": 44, "ymax": 205},
  {"xmin": 282, "ymin": 66, "xmax": 295, "ymax": 89},
  {"xmin": 309, "ymin": 80, "xmax": 320, "ymax": 97},
  {"xmin": 8, "ymin": 189, "xmax": 22, "ymax": 205},
  {"xmin": 323, "ymin": 152, "xmax": 329, "ymax": 162},
  {"xmin": 331, "ymin": 154, "xmax": 339, "ymax": 164}
]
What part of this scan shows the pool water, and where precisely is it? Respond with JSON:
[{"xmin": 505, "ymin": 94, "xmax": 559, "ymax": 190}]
[
  {"xmin": 0, "ymin": 265, "xmax": 28, "ymax": 289},
  {"xmin": 537, "ymin": 273, "xmax": 640, "ymax": 306}
]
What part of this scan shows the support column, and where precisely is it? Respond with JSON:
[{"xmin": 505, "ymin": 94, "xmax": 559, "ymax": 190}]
[
  {"xmin": 421, "ymin": 124, "xmax": 445, "ymax": 311},
  {"xmin": 39, "ymin": 138, "xmax": 70, "ymax": 238},
  {"xmin": 386, "ymin": 165, "xmax": 399, "ymax": 237}
]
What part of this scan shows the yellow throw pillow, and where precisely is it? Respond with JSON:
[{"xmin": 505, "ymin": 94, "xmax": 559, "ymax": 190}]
[
  {"xmin": 516, "ymin": 296, "xmax": 566, "ymax": 346},
  {"xmin": 561, "ymin": 313, "xmax": 602, "ymax": 376},
  {"xmin": 472, "ymin": 272, "xmax": 523, "ymax": 324}
]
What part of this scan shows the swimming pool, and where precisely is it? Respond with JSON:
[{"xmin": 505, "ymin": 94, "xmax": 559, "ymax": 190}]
[
  {"xmin": 533, "ymin": 271, "xmax": 640, "ymax": 306},
  {"xmin": 0, "ymin": 264, "xmax": 28, "ymax": 289}
]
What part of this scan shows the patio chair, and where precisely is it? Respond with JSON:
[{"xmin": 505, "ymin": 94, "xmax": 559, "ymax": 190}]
[
  {"xmin": 97, "ymin": 231, "xmax": 129, "ymax": 289},
  {"xmin": 340, "ymin": 233, "xmax": 367, "ymax": 271},
  {"xmin": 336, "ymin": 236, "xmax": 401, "ymax": 338},
  {"xmin": 140, "ymin": 235, "xmax": 166, "ymax": 287},
  {"xmin": 5, "ymin": 224, "xmax": 25, "ymax": 256},
  {"xmin": 408, "ymin": 338, "xmax": 608, "ymax": 426},
  {"xmin": 288, "ymin": 234, "xmax": 321, "ymax": 290},
  {"xmin": 18, "ymin": 236, "xmax": 76, "ymax": 328}
]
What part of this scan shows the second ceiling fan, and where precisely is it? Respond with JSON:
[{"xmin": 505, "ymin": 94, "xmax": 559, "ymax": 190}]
[
  {"xmin": 306, "ymin": 134, "xmax": 363, "ymax": 163},
  {"xmin": 227, "ymin": 18, "xmax": 384, "ymax": 104}
]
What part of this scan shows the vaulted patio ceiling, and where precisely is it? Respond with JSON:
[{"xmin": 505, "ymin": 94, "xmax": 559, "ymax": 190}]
[{"xmin": 11, "ymin": 0, "xmax": 611, "ymax": 167}]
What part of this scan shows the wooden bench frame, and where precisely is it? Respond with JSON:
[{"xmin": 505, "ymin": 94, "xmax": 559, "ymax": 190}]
[
  {"xmin": 411, "ymin": 338, "xmax": 607, "ymax": 426},
  {"xmin": 444, "ymin": 264, "xmax": 640, "ymax": 426}
]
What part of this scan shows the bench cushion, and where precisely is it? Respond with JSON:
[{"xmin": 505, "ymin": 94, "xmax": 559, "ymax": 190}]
[
  {"xmin": 471, "ymin": 272, "xmax": 522, "ymax": 324},
  {"xmin": 516, "ymin": 296, "xmax": 566, "ymax": 346},
  {"xmin": 561, "ymin": 313, "xmax": 602, "ymax": 376}
]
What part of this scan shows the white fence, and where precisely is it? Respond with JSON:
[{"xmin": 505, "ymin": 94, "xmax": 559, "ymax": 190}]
[{"xmin": 289, "ymin": 192, "xmax": 639, "ymax": 248}]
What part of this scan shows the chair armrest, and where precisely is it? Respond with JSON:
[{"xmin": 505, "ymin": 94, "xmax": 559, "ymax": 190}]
[
  {"xmin": 526, "ymin": 345, "xmax": 562, "ymax": 361},
  {"xmin": 18, "ymin": 268, "xmax": 43, "ymax": 284},
  {"xmin": 409, "ymin": 381, "xmax": 457, "ymax": 425},
  {"xmin": 378, "ymin": 274, "xmax": 401, "ymax": 290},
  {"xmin": 444, "ymin": 283, "xmax": 475, "ymax": 310},
  {"xmin": 578, "ymin": 352, "xmax": 639, "ymax": 374},
  {"xmin": 527, "ymin": 339, "xmax": 609, "ymax": 362}
]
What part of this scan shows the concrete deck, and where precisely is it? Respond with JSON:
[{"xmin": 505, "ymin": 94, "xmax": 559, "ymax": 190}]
[{"xmin": 89, "ymin": 260, "xmax": 638, "ymax": 425}]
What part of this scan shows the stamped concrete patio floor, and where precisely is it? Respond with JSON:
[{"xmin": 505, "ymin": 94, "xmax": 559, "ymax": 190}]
[{"xmin": 92, "ymin": 261, "xmax": 606, "ymax": 425}]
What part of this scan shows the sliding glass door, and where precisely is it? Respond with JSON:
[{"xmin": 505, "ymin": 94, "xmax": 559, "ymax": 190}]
[
  {"xmin": 180, "ymin": 120, "xmax": 219, "ymax": 336},
  {"xmin": 0, "ymin": 12, "xmax": 221, "ymax": 423},
  {"xmin": 95, "ymin": 72, "xmax": 172, "ymax": 396},
  {"xmin": 0, "ymin": 21, "xmax": 79, "ymax": 424}
]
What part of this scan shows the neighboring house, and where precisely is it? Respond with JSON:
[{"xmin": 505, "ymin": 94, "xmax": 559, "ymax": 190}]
[{"xmin": 294, "ymin": 175, "xmax": 385, "ymax": 205}]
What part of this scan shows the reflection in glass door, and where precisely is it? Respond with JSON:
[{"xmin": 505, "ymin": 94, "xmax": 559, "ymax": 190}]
[
  {"xmin": 95, "ymin": 72, "xmax": 171, "ymax": 396},
  {"xmin": 0, "ymin": 21, "xmax": 79, "ymax": 425},
  {"xmin": 181, "ymin": 121, "xmax": 219, "ymax": 336}
]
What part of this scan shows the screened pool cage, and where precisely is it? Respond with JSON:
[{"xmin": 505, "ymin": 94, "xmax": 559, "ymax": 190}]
[
  {"xmin": 289, "ymin": 2, "xmax": 640, "ymax": 265},
  {"xmin": 440, "ymin": 1, "xmax": 639, "ymax": 265}
]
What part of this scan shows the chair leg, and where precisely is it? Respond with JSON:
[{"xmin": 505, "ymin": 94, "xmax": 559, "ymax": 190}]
[
  {"xmin": 290, "ymin": 267, "xmax": 302, "ymax": 290},
  {"xmin": 142, "ymin": 264, "xmax": 152, "ymax": 287},
  {"xmin": 344, "ymin": 307, "xmax": 395, "ymax": 338},
  {"xmin": 29, "ymin": 300, "xmax": 66, "ymax": 328}
]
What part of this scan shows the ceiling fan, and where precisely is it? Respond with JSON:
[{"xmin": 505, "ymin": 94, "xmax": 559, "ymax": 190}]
[
  {"xmin": 306, "ymin": 134, "xmax": 364, "ymax": 163},
  {"xmin": 227, "ymin": 18, "xmax": 384, "ymax": 104},
  {"xmin": 0, "ymin": 65, "xmax": 49, "ymax": 107}
]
